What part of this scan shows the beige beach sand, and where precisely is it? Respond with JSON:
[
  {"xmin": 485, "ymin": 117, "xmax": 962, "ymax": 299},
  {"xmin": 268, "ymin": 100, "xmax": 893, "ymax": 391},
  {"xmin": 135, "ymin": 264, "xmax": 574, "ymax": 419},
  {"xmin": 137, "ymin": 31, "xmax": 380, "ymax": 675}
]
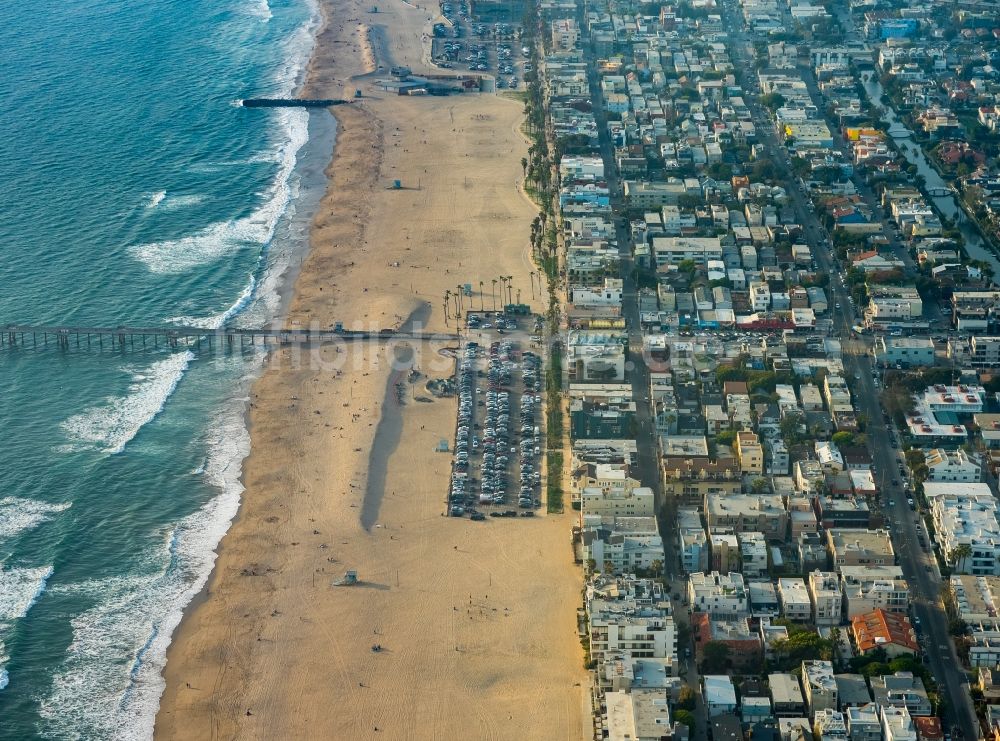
[{"xmin": 154, "ymin": 0, "xmax": 587, "ymax": 738}]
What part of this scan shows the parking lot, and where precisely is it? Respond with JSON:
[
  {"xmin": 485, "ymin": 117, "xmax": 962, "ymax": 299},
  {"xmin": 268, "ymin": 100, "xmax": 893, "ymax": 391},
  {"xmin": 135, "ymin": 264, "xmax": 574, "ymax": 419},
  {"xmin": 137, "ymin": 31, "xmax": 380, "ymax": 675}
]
[
  {"xmin": 448, "ymin": 316, "xmax": 543, "ymax": 521},
  {"xmin": 432, "ymin": 1, "xmax": 526, "ymax": 88}
]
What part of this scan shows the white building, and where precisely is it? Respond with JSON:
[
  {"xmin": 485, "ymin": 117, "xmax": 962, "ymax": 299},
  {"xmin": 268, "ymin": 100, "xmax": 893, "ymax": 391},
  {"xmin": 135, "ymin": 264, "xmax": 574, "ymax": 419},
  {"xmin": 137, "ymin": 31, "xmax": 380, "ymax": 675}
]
[
  {"xmin": 741, "ymin": 532, "xmax": 769, "ymax": 578},
  {"xmin": 840, "ymin": 565, "xmax": 909, "ymax": 618},
  {"xmin": 652, "ymin": 236, "xmax": 723, "ymax": 267},
  {"xmin": 779, "ymin": 578, "xmax": 813, "ymax": 622},
  {"xmin": 688, "ymin": 571, "xmax": 749, "ymax": 618},
  {"xmin": 582, "ymin": 517, "xmax": 665, "ymax": 574},
  {"xmin": 589, "ymin": 600, "xmax": 676, "ymax": 671},
  {"xmin": 881, "ymin": 705, "xmax": 917, "ymax": 741},
  {"xmin": 847, "ymin": 704, "xmax": 882, "ymax": 741},
  {"xmin": 815, "ymin": 708, "xmax": 849, "ymax": 741},
  {"xmin": 816, "ymin": 441, "xmax": 845, "ymax": 473},
  {"xmin": 950, "ymin": 574, "xmax": 1000, "ymax": 628},
  {"xmin": 550, "ymin": 18, "xmax": 579, "ymax": 50},
  {"xmin": 751, "ymin": 281, "xmax": 771, "ymax": 311},
  {"xmin": 803, "ymin": 660, "xmax": 838, "ymax": 718},
  {"xmin": 926, "ymin": 482, "xmax": 1000, "ymax": 575},
  {"xmin": 560, "ymin": 155, "xmax": 605, "ymax": 180},
  {"xmin": 567, "ymin": 332, "xmax": 627, "ymax": 383},
  {"xmin": 679, "ymin": 507, "xmax": 708, "ymax": 574},
  {"xmin": 582, "ymin": 486, "xmax": 656, "ymax": 519},
  {"xmin": 872, "ymin": 337, "xmax": 935, "ymax": 368},
  {"xmin": 750, "ymin": 581, "xmax": 781, "ymax": 618},
  {"xmin": 605, "ymin": 690, "xmax": 672, "ymax": 741},
  {"xmin": 570, "ymin": 277, "xmax": 624, "ymax": 310},
  {"xmin": 809, "ymin": 571, "xmax": 843, "ymax": 626},
  {"xmin": 924, "ymin": 448, "xmax": 982, "ymax": 483},
  {"xmin": 920, "ymin": 384, "xmax": 985, "ymax": 414},
  {"xmin": 704, "ymin": 675, "xmax": 738, "ymax": 717}
]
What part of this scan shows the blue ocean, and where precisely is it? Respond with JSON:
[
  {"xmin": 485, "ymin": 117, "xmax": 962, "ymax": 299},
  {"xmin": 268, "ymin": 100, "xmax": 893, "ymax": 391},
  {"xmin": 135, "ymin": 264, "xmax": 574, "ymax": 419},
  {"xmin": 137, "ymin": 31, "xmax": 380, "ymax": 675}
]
[{"xmin": 0, "ymin": 0, "xmax": 333, "ymax": 737}]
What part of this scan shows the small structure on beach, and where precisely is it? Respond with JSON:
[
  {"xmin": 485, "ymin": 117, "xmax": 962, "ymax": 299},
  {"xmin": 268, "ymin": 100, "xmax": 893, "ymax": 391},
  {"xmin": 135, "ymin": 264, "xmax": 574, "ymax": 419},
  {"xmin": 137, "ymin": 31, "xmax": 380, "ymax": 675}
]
[
  {"xmin": 334, "ymin": 570, "xmax": 358, "ymax": 586},
  {"xmin": 435, "ymin": 439, "xmax": 450, "ymax": 453}
]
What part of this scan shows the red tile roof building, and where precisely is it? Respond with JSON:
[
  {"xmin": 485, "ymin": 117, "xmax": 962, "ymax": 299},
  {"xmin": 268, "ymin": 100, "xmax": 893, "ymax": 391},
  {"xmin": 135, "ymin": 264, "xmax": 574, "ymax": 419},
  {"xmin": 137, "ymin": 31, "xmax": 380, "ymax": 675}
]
[{"xmin": 851, "ymin": 608, "xmax": 918, "ymax": 657}]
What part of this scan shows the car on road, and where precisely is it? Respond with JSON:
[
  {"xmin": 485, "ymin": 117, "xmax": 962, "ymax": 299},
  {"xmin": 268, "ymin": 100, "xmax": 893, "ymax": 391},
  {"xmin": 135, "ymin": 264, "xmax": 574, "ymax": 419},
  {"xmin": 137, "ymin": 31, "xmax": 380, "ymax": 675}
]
[
  {"xmin": 892, "ymin": 479, "xmax": 899, "ymax": 486},
  {"xmin": 835, "ymin": 302, "xmax": 841, "ymax": 309}
]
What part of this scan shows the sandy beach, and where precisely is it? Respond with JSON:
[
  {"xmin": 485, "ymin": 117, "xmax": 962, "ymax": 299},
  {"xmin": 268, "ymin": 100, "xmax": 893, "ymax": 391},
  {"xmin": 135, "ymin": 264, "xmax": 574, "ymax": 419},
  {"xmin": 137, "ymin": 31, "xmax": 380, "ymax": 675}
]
[{"xmin": 154, "ymin": 0, "xmax": 587, "ymax": 738}]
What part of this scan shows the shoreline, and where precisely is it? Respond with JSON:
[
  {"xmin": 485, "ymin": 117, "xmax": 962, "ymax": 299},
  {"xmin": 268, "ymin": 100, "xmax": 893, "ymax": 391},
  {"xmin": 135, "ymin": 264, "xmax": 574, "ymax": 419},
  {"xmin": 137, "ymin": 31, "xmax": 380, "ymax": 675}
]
[{"xmin": 155, "ymin": 0, "xmax": 588, "ymax": 735}]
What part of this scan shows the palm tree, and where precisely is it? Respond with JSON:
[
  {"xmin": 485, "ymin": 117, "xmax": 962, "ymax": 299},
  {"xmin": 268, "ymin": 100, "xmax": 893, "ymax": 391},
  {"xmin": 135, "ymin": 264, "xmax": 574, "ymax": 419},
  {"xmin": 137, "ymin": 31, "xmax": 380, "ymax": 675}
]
[
  {"xmin": 529, "ymin": 271, "xmax": 536, "ymax": 298},
  {"xmin": 520, "ymin": 156, "xmax": 528, "ymax": 177},
  {"xmin": 950, "ymin": 543, "xmax": 973, "ymax": 569},
  {"xmin": 491, "ymin": 279, "xmax": 498, "ymax": 312},
  {"xmin": 443, "ymin": 291, "xmax": 451, "ymax": 322},
  {"xmin": 505, "ymin": 275, "xmax": 514, "ymax": 305},
  {"xmin": 479, "ymin": 281, "xmax": 485, "ymax": 312}
]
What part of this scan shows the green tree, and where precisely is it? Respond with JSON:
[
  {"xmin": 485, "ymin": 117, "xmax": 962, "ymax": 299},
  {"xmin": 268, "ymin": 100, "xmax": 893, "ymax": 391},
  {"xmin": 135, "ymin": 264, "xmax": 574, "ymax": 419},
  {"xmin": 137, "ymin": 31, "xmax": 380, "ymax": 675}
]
[
  {"xmin": 716, "ymin": 430, "xmax": 737, "ymax": 447},
  {"xmin": 948, "ymin": 543, "xmax": 973, "ymax": 570},
  {"xmin": 678, "ymin": 685, "xmax": 697, "ymax": 711},
  {"xmin": 701, "ymin": 641, "xmax": 731, "ymax": 673},
  {"xmin": 751, "ymin": 477, "xmax": 770, "ymax": 494},
  {"xmin": 831, "ymin": 431, "xmax": 854, "ymax": 447},
  {"xmin": 780, "ymin": 413, "xmax": 806, "ymax": 445},
  {"xmin": 770, "ymin": 630, "xmax": 834, "ymax": 669},
  {"xmin": 760, "ymin": 92, "xmax": 786, "ymax": 111},
  {"xmin": 860, "ymin": 661, "xmax": 891, "ymax": 677},
  {"xmin": 675, "ymin": 709, "xmax": 696, "ymax": 732}
]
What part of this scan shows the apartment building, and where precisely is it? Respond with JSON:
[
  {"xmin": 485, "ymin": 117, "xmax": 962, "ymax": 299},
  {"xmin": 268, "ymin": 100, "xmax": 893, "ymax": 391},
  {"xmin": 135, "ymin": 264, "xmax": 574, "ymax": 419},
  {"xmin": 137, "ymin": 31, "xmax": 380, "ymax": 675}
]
[
  {"xmin": 924, "ymin": 448, "xmax": 981, "ymax": 482},
  {"xmin": 803, "ymin": 660, "xmax": 839, "ymax": 718},
  {"xmin": 705, "ymin": 493, "xmax": 788, "ymax": 539},
  {"xmin": 736, "ymin": 430, "xmax": 765, "ymax": 475},
  {"xmin": 809, "ymin": 571, "xmax": 844, "ymax": 626},
  {"xmin": 688, "ymin": 571, "xmax": 749, "ymax": 618},
  {"xmin": 840, "ymin": 565, "xmax": 909, "ymax": 618},
  {"xmin": 779, "ymin": 578, "xmax": 813, "ymax": 622},
  {"xmin": 582, "ymin": 486, "xmax": 656, "ymax": 518},
  {"xmin": 926, "ymin": 482, "xmax": 1000, "ymax": 575},
  {"xmin": 827, "ymin": 529, "xmax": 894, "ymax": 572}
]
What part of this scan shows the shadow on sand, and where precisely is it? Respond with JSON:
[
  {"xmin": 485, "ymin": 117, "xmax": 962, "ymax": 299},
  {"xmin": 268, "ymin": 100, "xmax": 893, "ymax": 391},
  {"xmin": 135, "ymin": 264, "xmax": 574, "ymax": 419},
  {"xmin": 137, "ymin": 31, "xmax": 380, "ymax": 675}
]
[{"xmin": 361, "ymin": 302, "xmax": 432, "ymax": 531}]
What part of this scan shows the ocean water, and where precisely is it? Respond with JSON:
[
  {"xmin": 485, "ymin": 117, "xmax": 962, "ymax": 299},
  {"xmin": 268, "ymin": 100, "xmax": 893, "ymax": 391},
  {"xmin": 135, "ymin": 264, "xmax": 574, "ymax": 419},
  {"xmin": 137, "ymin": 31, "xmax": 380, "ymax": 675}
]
[{"xmin": 0, "ymin": 0, "xmax": 335, "ymax": 737}]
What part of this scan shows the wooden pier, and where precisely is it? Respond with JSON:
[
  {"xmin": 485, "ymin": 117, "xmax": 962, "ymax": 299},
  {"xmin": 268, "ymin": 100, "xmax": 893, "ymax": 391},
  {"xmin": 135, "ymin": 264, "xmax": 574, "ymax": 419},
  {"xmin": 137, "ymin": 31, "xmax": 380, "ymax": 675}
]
[
  {"xmin": 0, "ymin": 324, "xmax": 459, "ymax": 353},
  {"xmin": 241, "ymin": 98, "xmax": 350, "ymax": 108}
]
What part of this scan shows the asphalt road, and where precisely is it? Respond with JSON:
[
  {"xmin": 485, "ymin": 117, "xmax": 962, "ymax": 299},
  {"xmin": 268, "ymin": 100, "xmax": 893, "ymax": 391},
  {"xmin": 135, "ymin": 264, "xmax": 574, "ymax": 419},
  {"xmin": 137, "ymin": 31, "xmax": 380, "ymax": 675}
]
[
  {"xmin": 581, "ymin": 28, "xmax": 668, "ymax": 578},
  {"xmin": 722, "ymin": 5, "xmax": 981, "ymax": 737}
]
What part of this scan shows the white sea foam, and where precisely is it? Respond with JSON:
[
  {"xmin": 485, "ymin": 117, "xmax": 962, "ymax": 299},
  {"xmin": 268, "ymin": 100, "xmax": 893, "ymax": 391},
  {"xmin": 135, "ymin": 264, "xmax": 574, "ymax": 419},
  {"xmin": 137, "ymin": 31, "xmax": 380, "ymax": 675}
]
[
  {"xmin": 0, "ymin": 498, "xmax": 71, "ymax": 541},
  {"xmin": 0, "ymin": 564, "xmax": 54, "ymax": 692},
  {"xmin": 60, "ymin": 352, "xmax": 195, "ymax": 455},
  {"xmin": 38, "ymin": 397, "xmax": 249, "ymax": 740},
  {"xmin": 165, "ymin": 273, "xmax": 261, "ymax": 330},
  {"xmin": 35, "ymin": 2, "xmax": 323, "ymax": 732},
  {"xmin": 130, "ymin": 0, "xmax": 316, "ymax": 276},
  {"xmin": 160, "ymin": 194, "xmax": 206, "ymax": 210},
  {"xmin": 146, "ymin": 190, "xmax": 167, "ymax": 209},
  {"xmin": 247, "ymin": 0, "xmax": 273, "ymax": 21},
  {"xmin": 129, "ymin": 108, "xmax": 309, "ymax": 275}
]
